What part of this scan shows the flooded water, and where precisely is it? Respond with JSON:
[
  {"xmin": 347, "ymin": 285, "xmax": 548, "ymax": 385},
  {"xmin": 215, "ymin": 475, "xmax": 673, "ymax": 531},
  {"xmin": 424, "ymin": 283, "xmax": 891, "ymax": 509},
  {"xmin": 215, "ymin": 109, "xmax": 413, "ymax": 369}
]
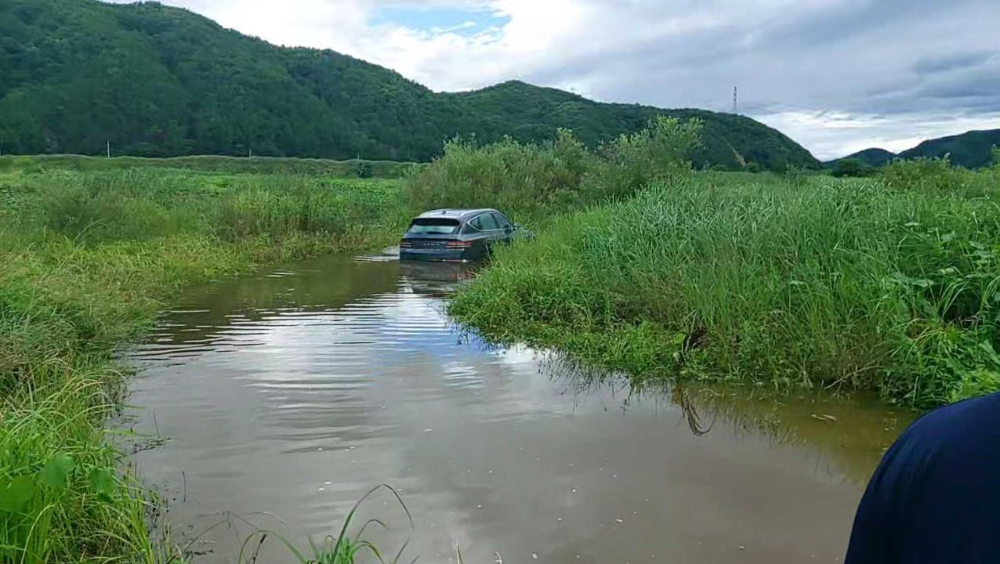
[{"xmin": 128, "ymin": 254, "xmax": 912, "ymax": 563}]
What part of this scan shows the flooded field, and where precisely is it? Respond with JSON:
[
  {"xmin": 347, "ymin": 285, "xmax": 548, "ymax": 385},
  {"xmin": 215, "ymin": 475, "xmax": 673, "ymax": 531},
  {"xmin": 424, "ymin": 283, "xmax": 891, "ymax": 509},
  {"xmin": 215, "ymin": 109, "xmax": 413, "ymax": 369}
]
[{"xmin": 128, "ymin": 254, "xmax": 912, "ymax": 563}]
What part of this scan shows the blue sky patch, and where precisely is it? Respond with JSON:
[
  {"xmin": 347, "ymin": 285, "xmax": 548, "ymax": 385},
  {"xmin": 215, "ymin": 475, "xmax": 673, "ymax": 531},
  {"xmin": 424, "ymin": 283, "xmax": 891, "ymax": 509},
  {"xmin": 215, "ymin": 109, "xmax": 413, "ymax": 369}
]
[{"xmin": 371, "ymin": 5, "xmax": 509, "ymax": 36}]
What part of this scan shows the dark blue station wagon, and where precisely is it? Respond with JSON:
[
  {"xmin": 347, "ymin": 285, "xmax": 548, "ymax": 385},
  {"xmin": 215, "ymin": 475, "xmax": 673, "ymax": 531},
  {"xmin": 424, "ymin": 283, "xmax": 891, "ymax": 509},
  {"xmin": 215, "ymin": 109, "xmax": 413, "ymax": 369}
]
[{"xmin": 399, "ymin": 209, "xmax": 519, "ymax": 262}]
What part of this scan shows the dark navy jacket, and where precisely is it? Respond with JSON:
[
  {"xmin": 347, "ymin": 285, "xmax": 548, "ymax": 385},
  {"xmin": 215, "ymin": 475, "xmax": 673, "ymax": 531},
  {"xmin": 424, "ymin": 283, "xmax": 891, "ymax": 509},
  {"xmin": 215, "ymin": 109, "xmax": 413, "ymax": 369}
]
[{"xmin": 846, "ymin": 392, "xmax": 1000, "ymax": 563}]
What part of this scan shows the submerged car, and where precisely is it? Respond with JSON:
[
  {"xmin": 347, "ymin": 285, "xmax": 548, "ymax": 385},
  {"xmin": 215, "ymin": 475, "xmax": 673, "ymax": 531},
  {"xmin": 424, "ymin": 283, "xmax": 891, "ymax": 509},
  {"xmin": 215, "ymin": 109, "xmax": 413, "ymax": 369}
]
[{"xmin": 399, "ymin": 208, "xmax": 523, "ymax": 262}]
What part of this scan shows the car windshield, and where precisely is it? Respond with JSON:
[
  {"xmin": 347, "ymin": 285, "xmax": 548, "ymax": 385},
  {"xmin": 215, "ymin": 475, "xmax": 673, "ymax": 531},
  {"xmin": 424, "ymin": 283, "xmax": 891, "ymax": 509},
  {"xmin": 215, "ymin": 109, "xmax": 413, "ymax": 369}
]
[{"xmin": 407, "ymin": 218, "xmax": 461, "ymax": 235}]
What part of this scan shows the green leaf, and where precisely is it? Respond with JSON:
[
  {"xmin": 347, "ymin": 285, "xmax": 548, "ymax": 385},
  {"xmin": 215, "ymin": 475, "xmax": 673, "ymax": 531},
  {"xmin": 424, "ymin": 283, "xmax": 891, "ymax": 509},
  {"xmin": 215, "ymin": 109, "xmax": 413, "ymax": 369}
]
[
  {"xmin": 39, "ymin": 453, "xmax": 75, "ymax": 489},
  {"xmin": 0, "ymin": 476, "xmax": 37, "ymax": 513},
  {"xmin": 89, "ymin": 468, "xmax": 115, "ymax": 498},
  {"xmin": 670, "ymin": 332, "xmax": 686, "ymax": 347},
  {"xmin": 979, "ymin": 341, "xmax": 1000, "ymax": 366}
]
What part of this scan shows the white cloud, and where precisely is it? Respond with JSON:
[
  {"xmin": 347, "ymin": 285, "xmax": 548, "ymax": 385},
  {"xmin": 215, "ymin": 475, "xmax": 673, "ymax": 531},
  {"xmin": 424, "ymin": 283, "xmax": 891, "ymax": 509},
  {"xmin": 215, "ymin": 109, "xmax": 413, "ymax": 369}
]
[{"xmin": 104, "ymin": 0, "xmax": 1000, "ymax": 159}]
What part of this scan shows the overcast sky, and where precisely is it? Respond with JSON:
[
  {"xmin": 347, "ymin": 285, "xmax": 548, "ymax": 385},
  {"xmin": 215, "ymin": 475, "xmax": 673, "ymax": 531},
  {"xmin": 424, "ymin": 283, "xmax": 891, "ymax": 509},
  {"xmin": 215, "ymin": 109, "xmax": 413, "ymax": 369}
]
[{"xmin": 109, "ymin": 0, "xmax": 1000, "ymax": 159}]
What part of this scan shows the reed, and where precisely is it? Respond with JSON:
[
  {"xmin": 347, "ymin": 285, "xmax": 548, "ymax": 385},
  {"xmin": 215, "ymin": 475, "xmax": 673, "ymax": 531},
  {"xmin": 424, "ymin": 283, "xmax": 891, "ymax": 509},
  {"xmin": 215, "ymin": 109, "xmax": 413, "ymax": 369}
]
[{"xmin": 450, "ymin": 164, "xmax": 1000, "ymax": 407}]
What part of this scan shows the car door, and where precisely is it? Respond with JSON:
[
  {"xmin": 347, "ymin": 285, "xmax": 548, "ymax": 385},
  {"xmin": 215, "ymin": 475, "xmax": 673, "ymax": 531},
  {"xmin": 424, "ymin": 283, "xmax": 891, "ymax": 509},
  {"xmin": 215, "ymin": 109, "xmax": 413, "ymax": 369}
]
[
  {"xmin": 491, "ymin": 212, "xmax": 515, "ymax": 243},
  {"xmin": 477, "ymin": 212, "xmax": 503, "ymax": 242}
]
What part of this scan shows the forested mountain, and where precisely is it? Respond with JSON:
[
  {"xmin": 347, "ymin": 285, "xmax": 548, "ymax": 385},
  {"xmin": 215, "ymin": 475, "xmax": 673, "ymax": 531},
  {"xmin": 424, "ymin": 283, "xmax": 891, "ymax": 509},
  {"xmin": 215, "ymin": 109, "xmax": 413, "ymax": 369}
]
[
  {"xmin": 827, "ymin": 130, "xmax": 1000, "ymax": 170},
  {"xmin": 827, "ymin": 148, "xmax": 897, "ymax": 168},
  {"xmin": 0, "ymin": 0, "xmax": 819, "ymax": 170},
  {"xmin": 897, "ymin": 129, "xmax": 1000, "ymax": 169}
]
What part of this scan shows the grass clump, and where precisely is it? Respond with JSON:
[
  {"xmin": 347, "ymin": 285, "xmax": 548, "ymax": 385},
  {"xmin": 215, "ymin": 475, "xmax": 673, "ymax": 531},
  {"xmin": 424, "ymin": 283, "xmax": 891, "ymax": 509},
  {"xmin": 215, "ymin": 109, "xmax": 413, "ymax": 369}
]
[
  {"xmin": 0, "ymin": 165, "xmax": 406, "ymax": 562},
  {"xmin": 450, "ymin": 169, "xmax": 1000, "ymax": 408},
  {"xmin": 239, "ymin": 485, "xmax": 413, "ymax": 564}
]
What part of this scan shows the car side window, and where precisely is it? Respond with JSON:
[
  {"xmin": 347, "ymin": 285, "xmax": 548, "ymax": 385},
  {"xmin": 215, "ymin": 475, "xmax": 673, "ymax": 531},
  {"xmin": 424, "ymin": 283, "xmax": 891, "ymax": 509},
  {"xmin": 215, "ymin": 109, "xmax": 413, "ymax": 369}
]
[
  {"xmin": 478, "ymin": 213, "xmax": 499, "ymax": 231},
  {"xmin": 492, "ymin": 213, "xmax": 511, "ymax": 230},
  {"xmin": 466, "ymin": 216, "xmax": 483, "ymax": 232}
]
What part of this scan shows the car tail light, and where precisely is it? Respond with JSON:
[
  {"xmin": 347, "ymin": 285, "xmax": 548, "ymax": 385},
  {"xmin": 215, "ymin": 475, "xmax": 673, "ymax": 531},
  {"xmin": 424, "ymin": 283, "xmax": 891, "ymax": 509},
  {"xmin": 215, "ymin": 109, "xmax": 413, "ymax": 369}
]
[{"xmin": 446, "ymin": 241, "xmax": 474, "ymax": 249}]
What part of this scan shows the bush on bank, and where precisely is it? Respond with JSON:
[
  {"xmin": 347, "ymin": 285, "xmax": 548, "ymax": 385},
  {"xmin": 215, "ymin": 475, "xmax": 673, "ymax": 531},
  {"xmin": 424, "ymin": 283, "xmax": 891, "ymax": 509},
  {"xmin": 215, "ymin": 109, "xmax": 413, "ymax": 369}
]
[{"xmin": 405, "ymin": 117, "xmax": 702, "ymax": 217}]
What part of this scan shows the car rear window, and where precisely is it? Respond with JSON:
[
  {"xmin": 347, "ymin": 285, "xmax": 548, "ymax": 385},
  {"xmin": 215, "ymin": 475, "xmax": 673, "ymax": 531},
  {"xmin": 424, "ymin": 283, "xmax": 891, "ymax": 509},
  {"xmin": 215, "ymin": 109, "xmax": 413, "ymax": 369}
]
[{"xmin": 407, "ymin": 218, "xmax": 461, "ymax": 235}]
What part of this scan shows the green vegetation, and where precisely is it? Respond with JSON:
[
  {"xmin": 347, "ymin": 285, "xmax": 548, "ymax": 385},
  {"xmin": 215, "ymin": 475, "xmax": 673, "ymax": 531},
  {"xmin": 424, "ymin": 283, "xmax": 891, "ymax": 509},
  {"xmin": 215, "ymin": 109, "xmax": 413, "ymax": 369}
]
[
  {"xmin": 830, "ymin": 158, "xmax": 873, "ymax": 178},
  {"xmin": 406, "ymin": 118, "xmax": 701, "ymax": 217},
  {"xmin": 432, "ymin": 132, "xmax": 1000, "ymax": 408},
  {"xmin": 0, "ymin": 154, "xmax": 421, "ymax": 178},
  {"xmin": 899, "ymin": 129, "xmax": 1000, "ymax": 169},
  {"xmin": 827, "ymin": 148, "xmax": 897, "ymax": 170},
  {"xmin": 0, "ymin": 0, "xmax": 817, "ymax": 171},
  {"xmin": 240, "ymin": 485, "xmax": 413, "ymax": 564},
  {"xmin": 1, "ymin": 113, "xmax": 995, "ymax": 560},
  {"xmin": 0, "ymin": 165, "xmax": 405, "ymax": 562}
]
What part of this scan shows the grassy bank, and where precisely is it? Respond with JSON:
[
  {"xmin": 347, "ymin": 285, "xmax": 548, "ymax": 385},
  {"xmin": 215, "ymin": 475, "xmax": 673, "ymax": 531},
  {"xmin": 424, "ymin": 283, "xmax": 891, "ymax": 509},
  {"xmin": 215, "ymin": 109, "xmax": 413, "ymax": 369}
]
[
  {"xmin": 442, "ymin": 143, "xmax": 1000, "ymax": 407},
  {"xmin": 0, "ymin": 166, "xmax": 405, "ymax": 562},
  {"xmin": 0, "ymin": 155, "xmax": 422, "ymax": 179}
]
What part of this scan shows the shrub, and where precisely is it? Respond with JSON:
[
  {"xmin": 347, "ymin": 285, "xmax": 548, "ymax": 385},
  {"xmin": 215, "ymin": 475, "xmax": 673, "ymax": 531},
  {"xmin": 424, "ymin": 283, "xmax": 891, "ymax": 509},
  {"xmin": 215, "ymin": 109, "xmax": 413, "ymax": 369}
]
[
  {"xmin": 354, "ymin": 160, "xmax": 374, "ymax": 178},
  {"xmin": 880, "ymin": 157, "xmax": 969, "ymax": 192},
  {"xmin": 831, "ymin": 158, "xmax": 869, "ymax": 178},
  {"xmin": 404, "ymin": 130, "xmax": 600, "ymax": 217},
  {"xmin": 405, "ymin": 118, "xmax": 701, "ymax": 217},
  {"xmin": 583, "ymin": 116, "xmax": 701, "ymax": 202}
]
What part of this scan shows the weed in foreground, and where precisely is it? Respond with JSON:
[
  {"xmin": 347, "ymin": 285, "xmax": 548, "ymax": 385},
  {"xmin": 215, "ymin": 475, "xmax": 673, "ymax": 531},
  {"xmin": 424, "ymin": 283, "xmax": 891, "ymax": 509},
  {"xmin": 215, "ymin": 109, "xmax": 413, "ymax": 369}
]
[{"xmin": 238, "ymin": 486, "xmax": 414, "ymax": 564}]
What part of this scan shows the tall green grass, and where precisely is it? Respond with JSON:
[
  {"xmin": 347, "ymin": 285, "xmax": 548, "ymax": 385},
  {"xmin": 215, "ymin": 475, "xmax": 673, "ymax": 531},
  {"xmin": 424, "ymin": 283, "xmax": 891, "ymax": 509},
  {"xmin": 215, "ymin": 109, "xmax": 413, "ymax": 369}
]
[
  {"xmin": 1, "ymin": 167, "xmax": 406, "ymax": 562},
  {"xmin": 450, "ymin": 164, "xmax": 1000, "ymax": 408}
]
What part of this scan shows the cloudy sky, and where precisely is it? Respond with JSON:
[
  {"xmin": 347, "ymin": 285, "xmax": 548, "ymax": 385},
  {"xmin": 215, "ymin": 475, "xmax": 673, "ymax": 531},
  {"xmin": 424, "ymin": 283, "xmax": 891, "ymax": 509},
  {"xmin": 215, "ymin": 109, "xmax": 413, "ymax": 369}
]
[{"xmin": 110, "ymin": 0, "xmax": 1000, "ymax": 159}]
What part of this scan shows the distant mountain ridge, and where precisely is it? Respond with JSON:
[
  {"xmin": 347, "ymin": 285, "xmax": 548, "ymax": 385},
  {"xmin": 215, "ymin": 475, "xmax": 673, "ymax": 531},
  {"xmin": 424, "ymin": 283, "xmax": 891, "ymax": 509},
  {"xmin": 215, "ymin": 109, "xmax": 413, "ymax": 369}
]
[
  {"xmin": 830, "ymin": 148, "xmax": 898, "ymax": 168},
  {"xmin": 827, "ymin": 129, "xmax": 1000, "ymax": 169},
  {"xmin": 0, "ymin": 0, "xmax": 819, "ymax": 170},
  {"xmin": 898, "ymin": 129, "xmax": 1000, "ymax": 169}
]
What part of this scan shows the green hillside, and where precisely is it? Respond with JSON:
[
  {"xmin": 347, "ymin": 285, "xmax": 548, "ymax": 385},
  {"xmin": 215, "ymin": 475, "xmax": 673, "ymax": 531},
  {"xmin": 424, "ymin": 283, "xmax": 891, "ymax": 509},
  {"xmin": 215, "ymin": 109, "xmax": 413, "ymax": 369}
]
[
  {"xmin": 0, "ymin": 0, "xmax": 819, "ymax": 170},
  {"xmin": 898, "ymin": 129, "xmax": 1000, "ymax": 169},
  {"xmin": 826, "ymin": 148, "xmax": 897, "ymax": 169},
  {"xmin": 827, "ymin": 130, "xmax": 1000, "ymax": 170}
]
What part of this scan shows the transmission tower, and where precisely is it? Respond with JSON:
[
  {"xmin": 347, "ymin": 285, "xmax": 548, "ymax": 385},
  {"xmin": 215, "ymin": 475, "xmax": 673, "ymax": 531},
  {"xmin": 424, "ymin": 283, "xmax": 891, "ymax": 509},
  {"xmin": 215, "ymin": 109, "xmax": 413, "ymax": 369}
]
[{"xmin": 732, "ymin": 86, "xmax": 740, "ymax": 115}]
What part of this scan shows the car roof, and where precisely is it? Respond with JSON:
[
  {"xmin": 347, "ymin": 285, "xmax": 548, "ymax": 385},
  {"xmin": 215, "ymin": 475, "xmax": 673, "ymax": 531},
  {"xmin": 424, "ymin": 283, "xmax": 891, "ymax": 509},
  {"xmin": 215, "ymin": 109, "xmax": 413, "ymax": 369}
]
[{"xmin": 415, "ymin": 209, "xmax": 500, "ymax": 222}]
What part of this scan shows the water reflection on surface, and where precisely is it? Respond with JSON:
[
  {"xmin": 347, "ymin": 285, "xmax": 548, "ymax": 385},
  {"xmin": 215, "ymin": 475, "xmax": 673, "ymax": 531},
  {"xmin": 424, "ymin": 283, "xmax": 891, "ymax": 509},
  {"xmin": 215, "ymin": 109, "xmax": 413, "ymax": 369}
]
[{"xmin": 127, "ymin": 255, "xmax": 911, "ymax": 563}]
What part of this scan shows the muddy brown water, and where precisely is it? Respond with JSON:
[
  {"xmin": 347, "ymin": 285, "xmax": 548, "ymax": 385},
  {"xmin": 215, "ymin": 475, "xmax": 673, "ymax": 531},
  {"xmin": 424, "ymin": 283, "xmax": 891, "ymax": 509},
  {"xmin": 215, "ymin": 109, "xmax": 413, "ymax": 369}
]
[{"xmin": 128, "ymin": 254, "xmax": 913, "ymax": 563}]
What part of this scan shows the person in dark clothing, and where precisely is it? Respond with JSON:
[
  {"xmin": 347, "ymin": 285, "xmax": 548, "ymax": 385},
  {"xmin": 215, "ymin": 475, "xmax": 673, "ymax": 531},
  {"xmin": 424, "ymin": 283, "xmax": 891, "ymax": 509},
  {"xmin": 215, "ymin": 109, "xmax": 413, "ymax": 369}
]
[{"xmin": 845, "ymin": 392, "xmax": 1000, "ymax": 563}]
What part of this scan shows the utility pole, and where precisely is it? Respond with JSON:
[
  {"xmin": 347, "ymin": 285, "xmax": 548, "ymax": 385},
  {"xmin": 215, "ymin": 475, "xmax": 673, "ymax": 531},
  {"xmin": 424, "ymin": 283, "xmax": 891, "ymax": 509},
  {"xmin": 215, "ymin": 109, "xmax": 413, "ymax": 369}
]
[
  {"xmin": 107, "ymin": 141, "xmax": 111, "ymax": 159},
  {"xmin": 249, "ymin": 148, "xmax": 253, "ymax": 158},
  {"xmin": 732, "ymin": 86, "xmax": 740, "ymax": 115}
]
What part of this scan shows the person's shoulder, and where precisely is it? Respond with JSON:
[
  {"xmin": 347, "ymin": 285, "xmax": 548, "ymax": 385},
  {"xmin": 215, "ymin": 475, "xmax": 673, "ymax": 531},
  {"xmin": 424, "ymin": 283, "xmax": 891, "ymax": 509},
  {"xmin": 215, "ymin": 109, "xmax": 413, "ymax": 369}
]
[{"xmin": 905, "ymin": 391, "xmax": 1000, "ymax": 443}]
